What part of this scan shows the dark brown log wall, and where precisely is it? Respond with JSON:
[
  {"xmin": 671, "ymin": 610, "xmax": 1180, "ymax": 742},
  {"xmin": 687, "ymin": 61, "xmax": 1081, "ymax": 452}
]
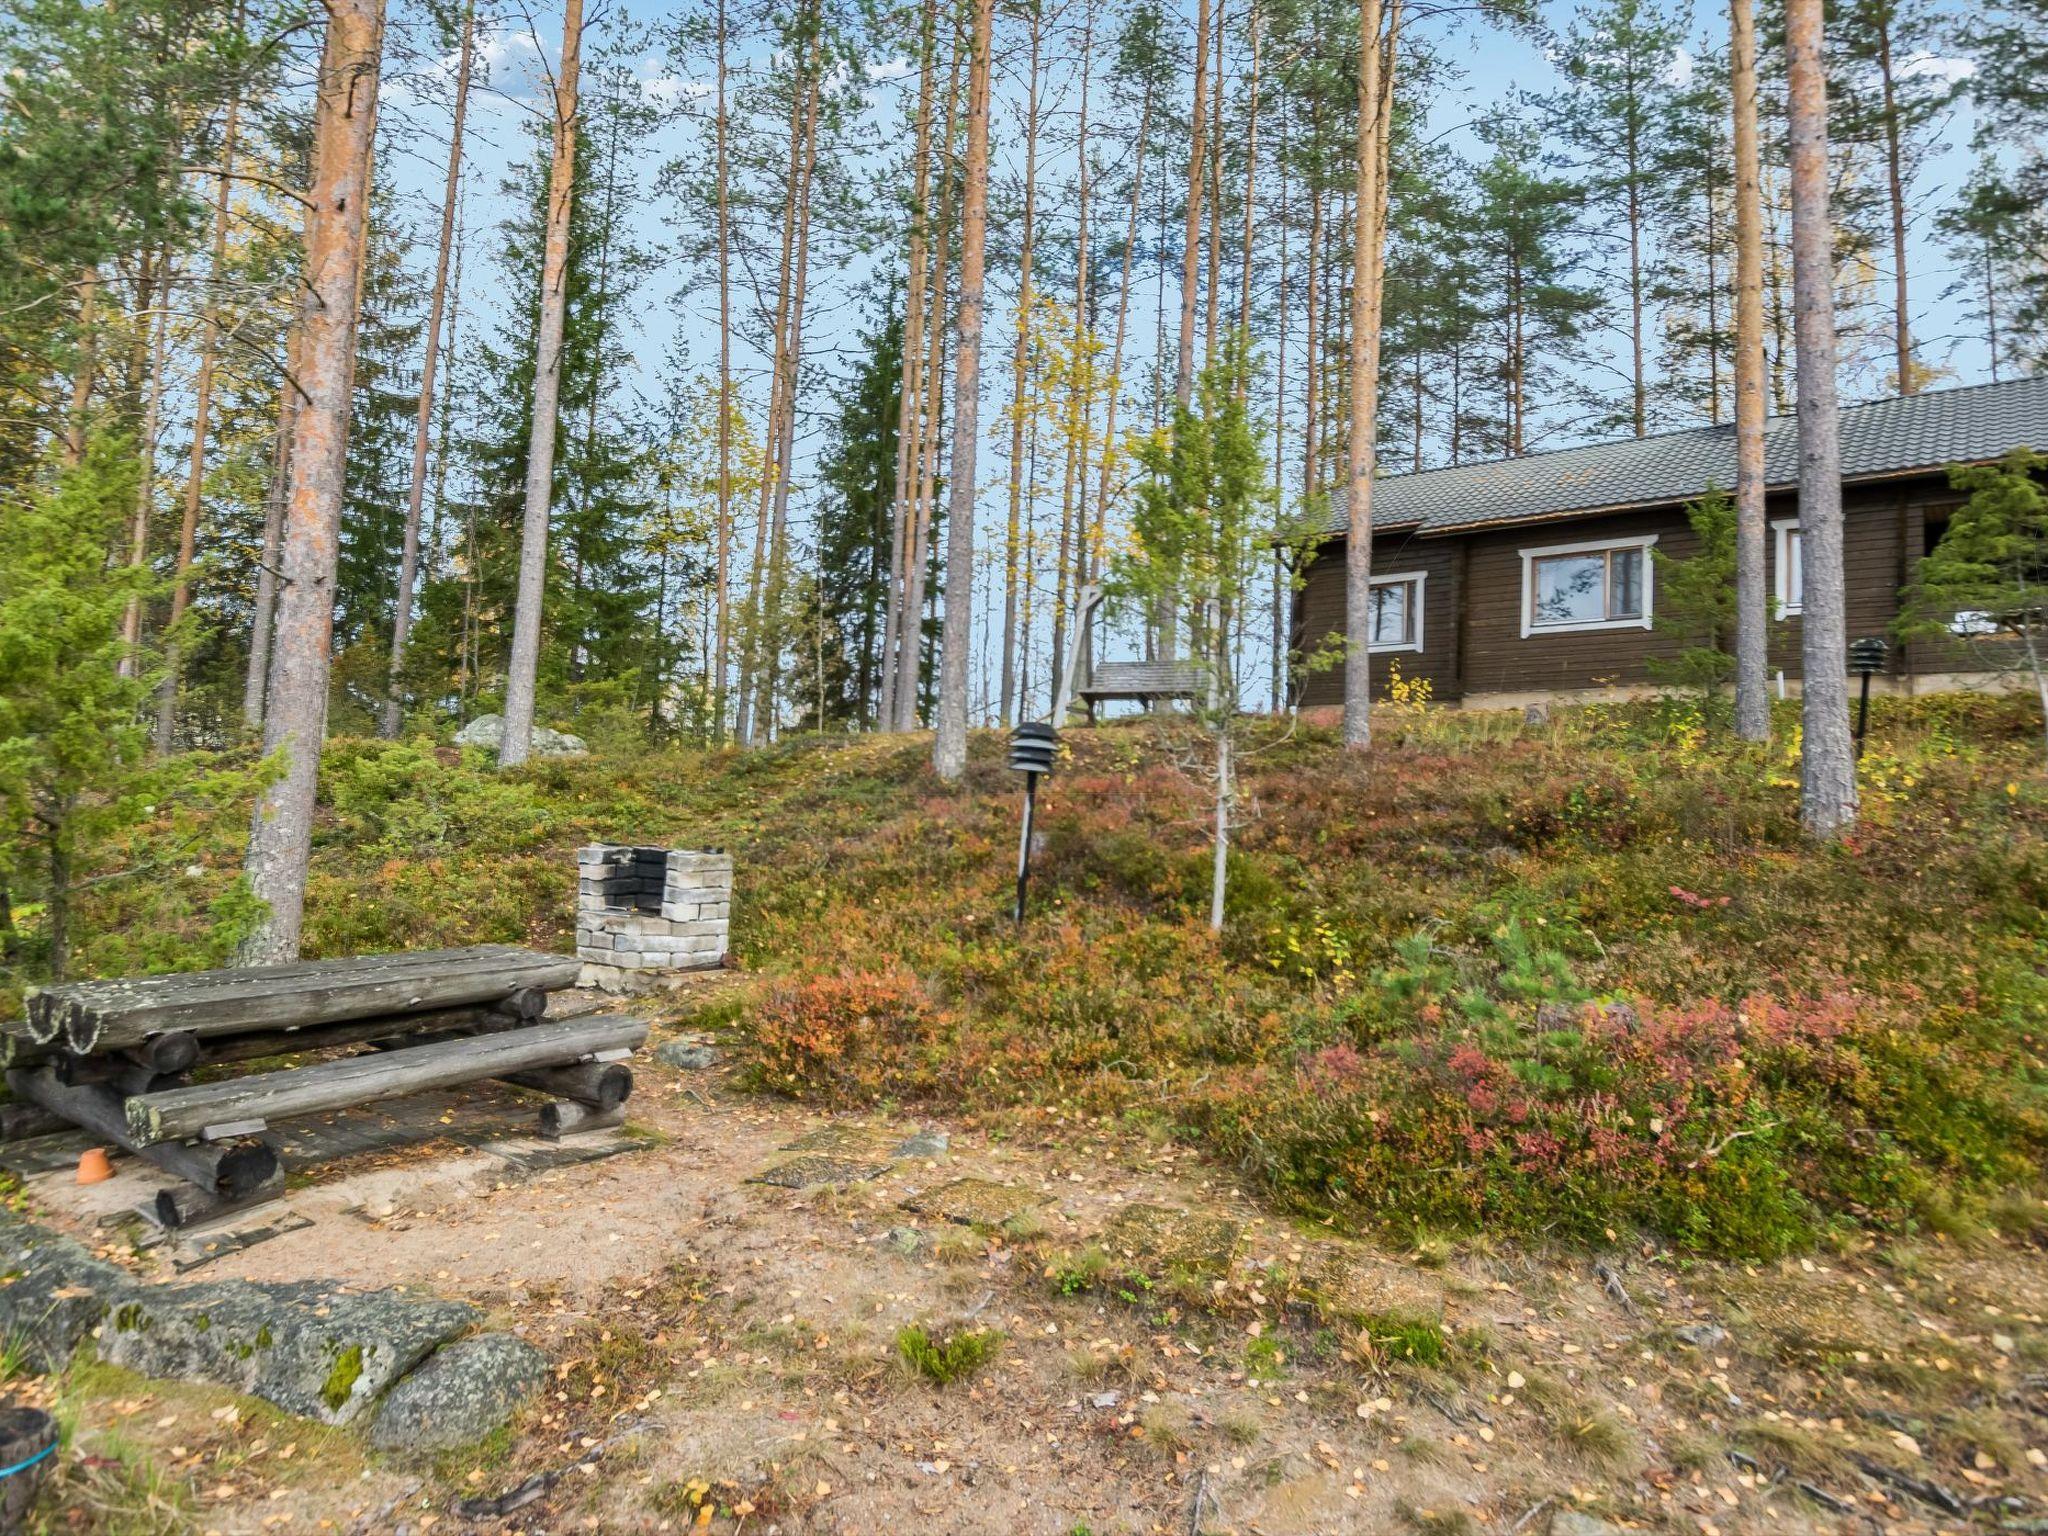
[{"xmin": 1293, "ymin": 474, "xmax": 1961, "ymax": 705}]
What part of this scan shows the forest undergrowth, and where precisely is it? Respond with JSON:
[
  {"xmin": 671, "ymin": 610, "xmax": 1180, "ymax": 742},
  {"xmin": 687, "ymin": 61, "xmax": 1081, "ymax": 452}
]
[{"xmin": 13, "ymin": 691, "xmax": 2048, "ymax": 1261}]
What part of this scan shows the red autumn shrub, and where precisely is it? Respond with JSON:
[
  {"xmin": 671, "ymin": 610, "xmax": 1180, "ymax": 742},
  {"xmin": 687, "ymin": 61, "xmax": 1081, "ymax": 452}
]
[{"xmin": 743, "ymin": 968, "xmax": 965, "ymax": 1105}]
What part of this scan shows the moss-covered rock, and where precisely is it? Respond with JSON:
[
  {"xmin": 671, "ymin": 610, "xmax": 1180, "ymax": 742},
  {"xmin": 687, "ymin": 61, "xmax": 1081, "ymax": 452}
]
[
  {"xmin": 95, "ymin": 1278, "xmax": 477, "ymax": 1425},
  {"xmin": 0, "ymin": 1212, "xmax": 130, "ymax": 1371},
  {"xmin": 368, "ymin": 1333, "xmax": 545, "ymax": 1453}
]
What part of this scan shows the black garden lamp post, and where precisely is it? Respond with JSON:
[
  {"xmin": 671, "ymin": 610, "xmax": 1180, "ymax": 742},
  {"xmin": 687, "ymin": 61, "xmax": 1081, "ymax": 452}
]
[
  {"xmin": 1008, "ymin": 722, "xmax": 1058, "ymax": 923},
  {"xmin": 1848, "ymin": 637, "xmax": 1889, "ymax": 758}
]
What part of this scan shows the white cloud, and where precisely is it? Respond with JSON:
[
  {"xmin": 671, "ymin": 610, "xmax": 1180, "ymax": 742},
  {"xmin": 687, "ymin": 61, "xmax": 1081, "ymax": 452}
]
[{"xmin": 1895, "ymin": 50, "xmax": 1975, "ymax": 85}]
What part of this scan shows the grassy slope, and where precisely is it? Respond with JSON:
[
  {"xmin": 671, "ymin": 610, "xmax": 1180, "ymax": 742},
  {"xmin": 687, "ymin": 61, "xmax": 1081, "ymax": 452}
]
[{"xmin": 41, "ymin": 693, "xmax": 2048, "ymax": 1259}]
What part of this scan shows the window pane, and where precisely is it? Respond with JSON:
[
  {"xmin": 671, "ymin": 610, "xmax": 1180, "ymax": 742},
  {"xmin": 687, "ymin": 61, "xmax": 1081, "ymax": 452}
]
[
  {"xmin": 1609, "ymin": 548, "xmax": 1643, "ymax": 619},
  {"xmin": 1533, "ymin": 554, "xmax": 1606, "ymax": 625},
  {"xmin": 1787, "ymin": 530, "xmax": 1803, "ymax": 608},
  {"xmin": 1371, "ymin": 581, "xmax": 1410, "ymax": 646}
]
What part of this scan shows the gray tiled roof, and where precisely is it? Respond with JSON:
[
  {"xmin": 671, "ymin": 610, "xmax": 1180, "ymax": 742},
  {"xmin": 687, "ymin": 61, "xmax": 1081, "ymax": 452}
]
[{"xmin": 1312, "ymin": 375, "xmax": 2048, "ymax": 542}]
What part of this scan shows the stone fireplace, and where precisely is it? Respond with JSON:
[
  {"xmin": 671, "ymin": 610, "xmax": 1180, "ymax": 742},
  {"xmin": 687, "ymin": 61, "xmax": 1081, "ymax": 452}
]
[{"xmin": 575, "ymin": 844, "xmax": 731, "ymax": 991}]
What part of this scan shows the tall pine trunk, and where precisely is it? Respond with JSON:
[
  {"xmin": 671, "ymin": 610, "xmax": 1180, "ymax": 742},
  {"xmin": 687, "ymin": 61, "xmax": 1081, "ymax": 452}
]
[
  {"xmin": 158, "ymin": 75, "xmax": 243, "ymax": 750},
  {"xmin": 1731, "ymin": 0, "xmax": 1770, "ymax": 741},
  {"xmin": 933, "ymin": 0, "xmax": 994, "ymax": 781},
  {"xmin": 242, "ymin": 0, "xmax": 386, "ymax": 961},
  {"xmin": 1092, "ymin": 74, "xmax": 1152, "ymax": 607},
  {"xmin": 879, "ymin": 0, "xmax": 939, "ymax": 733},
  {"xmin": 499, "ymin": 0, "xmax": 585, "ymax": 769},
  {"xmin": 1176, "ymin": 0, "xmax": 1211, "ymax": 405},
  {"xmin": 999, "ymin": 0, "xmax": 1043, "ymax": 728},
  {"xmin": 896, "ymin": 22, "xmax": 964, "ymax": 730},
  {"xmin": 735, "ymin": 70, "xmax": 808, "ymax": 745},
  {"xmin": 1342, "ymin": 0, "xmax": 1394, "ymax": 752},
  {"xmin": 712, "ymin": 0, "xmax": 734, "ymax": 739},
  {"xmin": 1050, "ymin": 7, "xmax": 1094, "ymax": 695},
  {"xmin": 120, "ymin": 275, "xmax": 170, "ymax": 680},
  {"xmin": 1784, "ymin": 0, "xmax": 1857, "ymax": 835},
  {"xmin": 756, "ymin": 31, "xmax": 824, "ymax": 738},
  {"xmin": 383, "ymin": 0, "xmax": 473, "ymax": 739},
  {"xmin": 1875, "ymin": 12, "xmax": 1914, "ymax": 393}
]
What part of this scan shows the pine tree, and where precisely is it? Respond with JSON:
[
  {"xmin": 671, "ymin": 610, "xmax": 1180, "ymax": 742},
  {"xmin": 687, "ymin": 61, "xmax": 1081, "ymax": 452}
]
[
  {"xmin": 1548, "ymin": 0, "xmax": 1686, "ymax": 437},
  {"xmin": 1468, "ymin": 108, "xmax": 1602, "ymax": 456},
  {"xmin": 500, "ymin": 0, "xmax": 585, "ymax": 769}
]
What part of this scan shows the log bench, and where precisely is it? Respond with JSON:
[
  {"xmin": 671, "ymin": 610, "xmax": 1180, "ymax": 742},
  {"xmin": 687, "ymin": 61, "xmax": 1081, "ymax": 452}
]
[{"xmin": 4, "ymin": 946, "xmax": 641, "ymax": 1227}]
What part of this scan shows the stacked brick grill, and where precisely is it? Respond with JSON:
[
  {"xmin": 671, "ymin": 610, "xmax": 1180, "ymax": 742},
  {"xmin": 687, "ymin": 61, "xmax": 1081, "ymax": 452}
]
[{"xmin": 576, "ymin": 845, "xmax": 731, "ymax": 989}]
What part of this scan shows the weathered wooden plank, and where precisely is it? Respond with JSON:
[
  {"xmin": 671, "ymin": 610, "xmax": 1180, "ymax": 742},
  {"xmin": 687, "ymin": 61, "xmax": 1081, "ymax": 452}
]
[
  {"xmin": 15, "ymin": 947, "xmax": 534, "ymax": 1037},
  {"xmin": 7, "ymin": 1068, "xmax": 277, "ymax": 1196},
  {"xmin": 9, "ymin": 945, "xmax": 550, "ymax": 1050},
  {"xmin": 60, "ymin": 951, "xmax": 580, "ymax": 1054},
  {"xmin": 187, "ymin": 1001, "xmax": 535, "ymax": 1070},
  {"xmin": 124, "ymin": 1016, "xmax": 650, "ymax": 1146},
  {"xmin": 502, "ymin": 1061, "xmax": 632, "ymax": 1110}
]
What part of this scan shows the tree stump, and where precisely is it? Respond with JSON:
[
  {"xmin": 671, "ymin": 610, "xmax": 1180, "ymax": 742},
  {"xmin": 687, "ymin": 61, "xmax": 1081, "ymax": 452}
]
[{"xmin": 0, "ymin": 1405, "xmax": 58, "ymax": 1527}]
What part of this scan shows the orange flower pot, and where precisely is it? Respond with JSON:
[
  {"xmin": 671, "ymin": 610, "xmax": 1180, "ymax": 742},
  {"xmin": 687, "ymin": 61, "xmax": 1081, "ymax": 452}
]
[{"xmin": 75, "ymin": 1148, "xmax": 113, "ymax": 1185}]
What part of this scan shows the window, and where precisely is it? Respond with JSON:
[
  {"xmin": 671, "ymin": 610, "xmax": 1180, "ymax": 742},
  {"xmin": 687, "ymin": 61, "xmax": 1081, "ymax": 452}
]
[
  {"xmin": 1517, "ymin": 536, "xmax": 1657, "ymax": 637},
  {"xmin": 1774, "ymin": 519, "xmax": 1803, "ymax": 616},
  {"xmin": 1369, "ymin": 572, "xmax": 1426, "ymax": 652}
]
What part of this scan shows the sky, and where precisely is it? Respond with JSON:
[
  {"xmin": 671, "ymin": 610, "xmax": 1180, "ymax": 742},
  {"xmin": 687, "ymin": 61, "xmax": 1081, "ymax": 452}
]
[{"xmin": 368, "ymin": 0, "xmax": 2008, "ymax": 721}]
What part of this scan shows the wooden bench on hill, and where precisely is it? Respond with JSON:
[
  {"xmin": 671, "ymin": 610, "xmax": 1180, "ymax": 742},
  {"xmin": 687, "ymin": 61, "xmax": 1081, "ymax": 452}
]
[
  {"xmin": 5, "ymin": 945, "xmax": 642, "ymax": 1228},
  {"xmin": 1076, "ymin": 660, "xmax": 1207, "ymax": 718}
]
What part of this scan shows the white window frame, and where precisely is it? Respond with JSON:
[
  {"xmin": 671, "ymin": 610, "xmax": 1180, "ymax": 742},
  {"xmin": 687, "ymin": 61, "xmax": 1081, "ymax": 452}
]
[
  {"xmin": 1773, "ymin": 518, "xmax": 1803, "ymax": 617},
  {"xmin": 1518, "ymin": 534, "xmax": 1658, "ymax": 638},
  {"xmin": 1368, "ymin": 570, "xmax": 1427, "ymax": 653}
]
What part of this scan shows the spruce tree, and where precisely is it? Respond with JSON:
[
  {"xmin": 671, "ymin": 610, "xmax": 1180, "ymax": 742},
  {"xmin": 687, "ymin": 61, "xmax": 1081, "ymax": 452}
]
[{"xmin": 815, "ymin": 311, "xmax": 905, "ymax": 728}]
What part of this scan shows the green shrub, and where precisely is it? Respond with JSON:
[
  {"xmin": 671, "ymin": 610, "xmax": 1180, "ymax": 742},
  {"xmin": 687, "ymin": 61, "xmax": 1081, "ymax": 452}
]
[{"xmin": 895, "ymin": 1323, "xmax": 1002, "ymax": 1386}]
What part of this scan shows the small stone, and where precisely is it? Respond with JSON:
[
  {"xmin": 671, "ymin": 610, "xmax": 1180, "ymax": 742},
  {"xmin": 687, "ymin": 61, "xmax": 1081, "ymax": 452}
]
[
  {"xmin": 369, "ymin": 1334, "xmax": 545, "ymax": 1453},
  {"xmin": 1672, "ymin": 1322, "xmax": 1728, "ymax": 1349},
  {"xmin": 892, "ymin": 1130, "xmax": 949, "ymax": 1160},
  {"xmin": 1549, "ymin": 1514, "xmax": 1623, "ymax": 1536},
  {"xmin": 899, "ymin": 1177, "xmax": 1050, "ymax": 1229},
  {"xmin": 655, "ymin": 1040, "xmax": 720, "ymax": 1070},
  {"xmin": 749, "ymin": 1155, "xmax": 887, "ymax": 1189}
]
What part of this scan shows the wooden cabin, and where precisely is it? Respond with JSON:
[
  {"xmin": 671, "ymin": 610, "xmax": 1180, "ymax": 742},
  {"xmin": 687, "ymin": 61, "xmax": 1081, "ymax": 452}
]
[{"xmin": 1291, "ymin": 376, "xmax": 2048, "ymax": 710}]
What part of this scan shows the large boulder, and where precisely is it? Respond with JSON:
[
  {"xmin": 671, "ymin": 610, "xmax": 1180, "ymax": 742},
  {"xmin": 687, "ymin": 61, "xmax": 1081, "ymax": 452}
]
[
  {"xmin": 0, "ymin": 1214, "xmax": 131, "ymax": 1372},
  {"xmin": 369, "ymin": 1333, "xmax": 546, "ymax": 1452},
  {"xmin": 97, "ymin": 1278, "xmax": 478, "ymax": 1425},
  {"xmin": 452, "ymin": 714, "xmax": 587, "ymax": 757}
]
